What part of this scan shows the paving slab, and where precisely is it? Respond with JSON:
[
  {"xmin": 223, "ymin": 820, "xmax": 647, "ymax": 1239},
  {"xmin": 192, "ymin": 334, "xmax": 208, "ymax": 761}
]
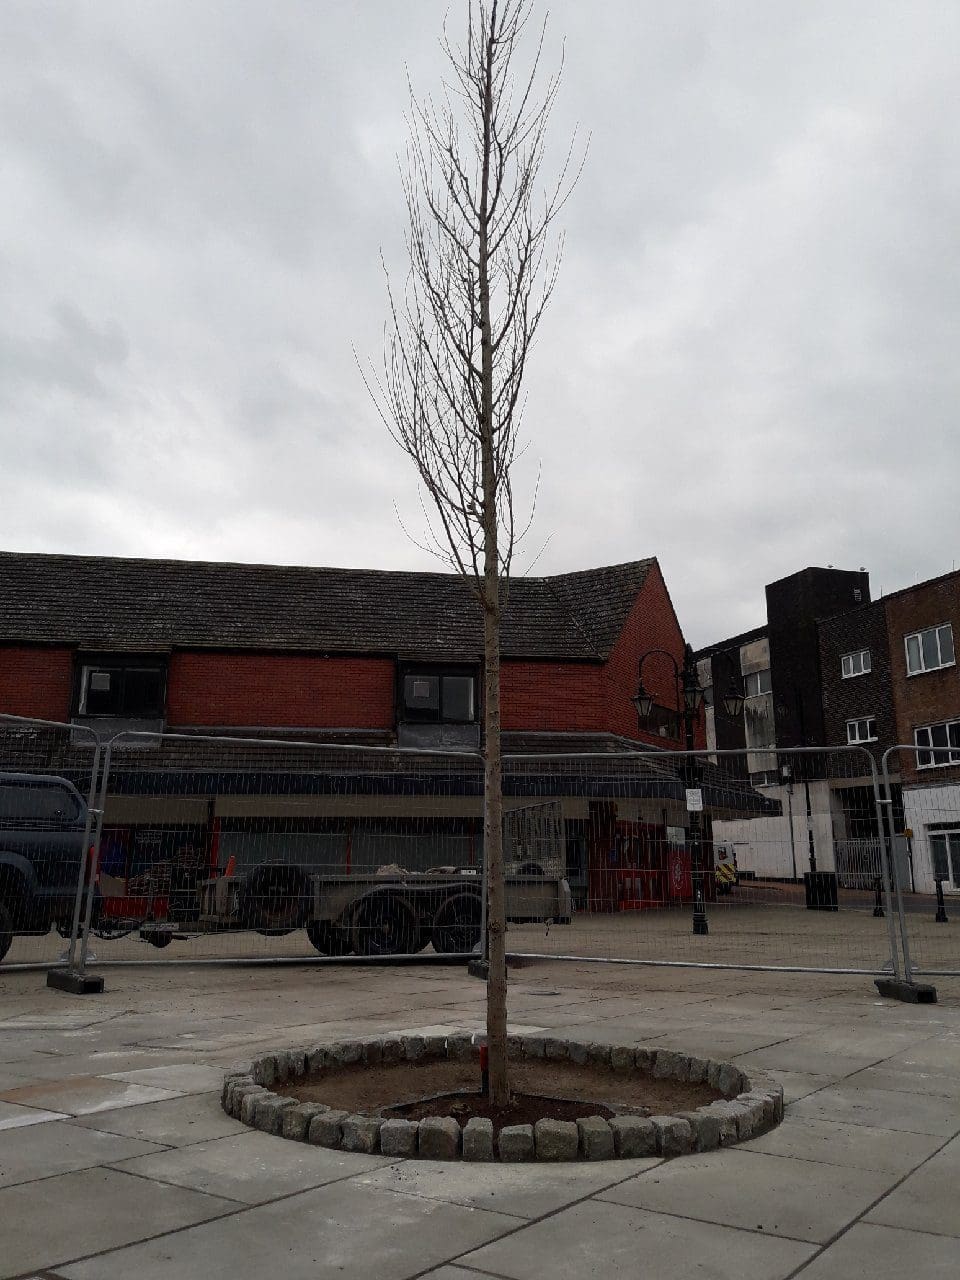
[
  {"xmin": 788, "ymin": 1085, "xmax": 960, "ymax": 1137},
  {"xmin": 0, "ymin": 1166, "xmax": 238, "ymax": 1279},
  {"xmin": 354, "ymin": 1155, "xmax": 661, "ymax": 1218},
  {"xmin": 111, "ymin": 1130, "xmax": 394, "ymax": 1204},
  {"xmin": 0, "ymin": 1099, "xmax": 70, "ymax": 1129},
  {"xmin": 879, "ymin": 1037, "xmax": 960, "ymax": 1076},
  {"xmin": 70, "ymin": 1092, "xmax": 248, "ymax": 1146},
  {"xmin": 760, "ymin": 1070, "xmax": 835, "ymax": 1102},
  {"xmin": 792, "ymin": 1222, "xmax": 960, "ymax": 1279},
  {"xmin": 461, "ymin": 1199, "xmax": 816, "ymax": 1280},
  {"xmin": 0, "ymin": 1076, "xmax": 184, "ymax": 1115},
  {"xmin": 864, "ymin": 1134, "xmax": 960, "ymax": 1237},
  {"xmin": 742, "ymin": 1114, "xmax": 943, "ymax": 1174},
  {"xmin": 0, "ymin": 1119, "xmax": 167, "ymax": 1188},
  {"xmin": 598, "ymin": 1148, "xmax": 897, "ymax": 1243},
  {"xmin": 58, "ymin": 1180, "xmax": 518, "ymax": 1280},
  {"xmin": 844, "ymin": 1064, "xmax": 960, "ymax": 1098},
  {"xmin": 103, "ymin": 1064, "xmax": 225, "ymax": 1093},
  {"xmin": 735, "ymin": 1044, "xmax": 879, "ymax": 1077}
]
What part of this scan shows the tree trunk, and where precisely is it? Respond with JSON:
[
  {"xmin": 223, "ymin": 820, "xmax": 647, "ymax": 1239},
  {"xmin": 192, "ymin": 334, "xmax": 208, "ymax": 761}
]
[{"xmin": 483, "ymin": 596, "xmax": 509, "ymax": 1105}]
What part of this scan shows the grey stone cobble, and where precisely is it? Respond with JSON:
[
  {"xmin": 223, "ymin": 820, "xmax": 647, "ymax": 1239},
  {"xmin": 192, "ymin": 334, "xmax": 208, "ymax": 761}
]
[
  {"xmin": 238, "ymin": 1088, "xmax": 269, "ymax": 1125},
  {"xmin": 253, "ymin": 1055, "xmax": 278, "ymax": 1088},
  {"xmin": 253, "ymin": 1095, "xmax": 297, "ymax": 1135},
  {"xmin": 521, "ymin": 1035, "xmax": 546, "ymax": 1059},
  {"xmin": 381, "ymin": 1037, "xmax": 403, "ymax": 1065},
  {"xmin": 308, "ymin": 1108, "xmax": 348, "ymax": 1148},
  {"xmin": 341, "ymin": 1114, "xmax": 382, "ymax": 1153},
  {"xmin": 610, "ymin": 1114, "xmax": 657, "ymax": 1158},
  {"xmin": 329, "ymin": 1040, "xmax": 362, "ymax": 1067},
  {"xmin": 380, "ymin": 1118, "xmax": 420, "ymax": 1157},
  {"xmin": 634, "ymin": 1047, "xmax": 655, "ymax": 1073},
  {"xmin": 499, "ymin": 1124, "xmax": 535, "ymax": 1162},
  {"xmin": 650, "ymin": 1115, "xmax": 694, "ymax": 1157},
  {"xmin": 534, "ymin": 1118, "xmax": 579, "ymax": 1161},
  {"xmin": 282, "ymin": 1102, "xmax": 327, "ymax": 1142},
  {"xmin": 586, "ymin": 1042, "xmax": 611, "ymax": 1069},
  {"xmin": 704, "ymin": 1101, "xmax": 740, "ymax": 1146},
  {"xmin": 221, "ymin": 1073, "xmax": 248, "ymax": 1108},
  {"xmin": 566, "ymin": 1040, "xmax": 588, "ymax": 1065},
  {"xmin": 362, "ymin": 1038, "xmax": 384, "ymax": 1067},
  {"xmin": 418, "ymin": 1115, "xmax": 461, "ymax": 1159},
  {"xmin": 462, "ymin": 1117, "xmax": 494, "ymax": 1161},
  {"xmin": 448, "ymin": 1034, "xmax": 475, "ymax": 1061},
  {"xmin": 685, "ymin": 1056, "xmax": 707, "ymax": 1085},
  {"xmin": 652, "ymin": 1050, "xmax": 686, "ymax": 1080},
  {"xmin": 609, "ymin": 1045, "xmax": 634, "ymax": 1072},
  {"xmin": 543, "ymin": 1037, "xmax": 569, "ymax": 1061},
  {"xmin": 423, "ymin": 1035, "xmax": 448, "ymax": 1059},
  {"xmin": 402, "ymin": 1035, "xmax": 426, "ymax": 1062},
  {"xmin": 224, "ymin": 1077, "xmax": 255, "ymax": 1113},
  {"xmin": 677, "ymin": 1109, "xmax": 721, "ymax": 1152},
  {"xmin": 717, "ymin": 1062, "xmax": 745, "ymax": 1097},
  {"xmin": 578, "ymin": 1115, "xmax": 615, "ymax": 1160}
]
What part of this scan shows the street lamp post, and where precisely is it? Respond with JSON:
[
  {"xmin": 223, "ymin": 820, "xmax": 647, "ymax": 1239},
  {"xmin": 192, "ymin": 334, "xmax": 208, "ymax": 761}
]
[{"xmin": 631, "ymin": 644, "xmax": 744, "ymax": 937}]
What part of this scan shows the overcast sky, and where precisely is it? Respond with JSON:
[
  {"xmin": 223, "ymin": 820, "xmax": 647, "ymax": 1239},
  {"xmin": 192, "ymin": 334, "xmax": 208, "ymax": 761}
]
[{"xmin": 2, "ymin": 1, "xmax": 958, "ymax": 646}]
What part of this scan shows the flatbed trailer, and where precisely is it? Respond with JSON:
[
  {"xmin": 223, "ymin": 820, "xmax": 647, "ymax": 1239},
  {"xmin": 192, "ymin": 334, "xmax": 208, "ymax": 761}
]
[{"xmin": 195, "ymin": 867, "xmax": 571, "ymax": 956}]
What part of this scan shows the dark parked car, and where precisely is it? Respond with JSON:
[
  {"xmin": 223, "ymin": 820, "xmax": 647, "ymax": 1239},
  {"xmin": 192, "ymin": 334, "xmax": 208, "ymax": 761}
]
[{"xmin": 0, "ymin": 773, "xmax": 90, "ymax": 962}]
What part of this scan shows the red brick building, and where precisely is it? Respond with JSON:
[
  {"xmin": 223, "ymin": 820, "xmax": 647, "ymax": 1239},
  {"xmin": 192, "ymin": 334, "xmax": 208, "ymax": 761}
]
[{"xmin": 0, "ymin": 550, "xmax": 701, "ymax": 751}]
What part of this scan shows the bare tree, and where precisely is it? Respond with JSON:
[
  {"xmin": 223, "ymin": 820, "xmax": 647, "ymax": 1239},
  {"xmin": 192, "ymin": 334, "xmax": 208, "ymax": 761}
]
[{"xmin": 369, "ymin": 0, "xmax": 580, "ymax": 1106}]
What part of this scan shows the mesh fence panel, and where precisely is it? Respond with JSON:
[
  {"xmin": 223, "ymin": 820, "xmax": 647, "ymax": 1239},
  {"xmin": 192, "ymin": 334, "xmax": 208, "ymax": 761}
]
[
  {"xmin": 0, "ymin": 714, "xmax": 100, "ymax": 967},
  {"xmin": 883, "ymin": 745, "xmax": 960, "ymax": 978},
  {"xmin": 503, "ymin": 745, "xmax": 900, "ymax": 975},
  {"xmin": 0, "ymin": 720, "xmax": 904, "ymax": 977}
]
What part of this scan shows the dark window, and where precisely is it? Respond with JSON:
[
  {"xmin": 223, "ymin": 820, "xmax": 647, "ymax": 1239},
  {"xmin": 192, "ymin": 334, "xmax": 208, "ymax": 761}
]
[
  {"xmin": 744, "ymin": 669, "xmax": 772, "ymax": 698},
  {"xmin": 400, "ymin": 667, "xmax": 477, "ymax": 724},
  {"xmin": 0, "ymin": 783, "xmax": 80, "ymax": 825},
  {"xmin": 915, "ymin": 719, "xmax": 960, "ymax": 768},
  {"xmin": 645, "ymin": 703, "xmax": 682, "ymax": 740},
  {"xmin": 78, "ymin": 660, "xmax": 166, "ymax": 718}
]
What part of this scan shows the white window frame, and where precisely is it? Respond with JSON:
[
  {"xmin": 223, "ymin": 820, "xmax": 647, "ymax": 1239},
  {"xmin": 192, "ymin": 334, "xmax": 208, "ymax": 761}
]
[
  {"xmin": 904, "ymin": 623, "xmax": 955, "ymax": 676},
  {"xmin": 846, "ymin": 716, "xmax": 877, "ymax": 744},
  {"xmin": 744, "ymin": 669, "xmax": 772, "ymax": 698},
  {"xmin": 914, "ymin": 719, "xmax": 960, "ymax": 768},
  {"xmin": 841, "ymin": 649, "xmax": 871, "ymax": 679}
]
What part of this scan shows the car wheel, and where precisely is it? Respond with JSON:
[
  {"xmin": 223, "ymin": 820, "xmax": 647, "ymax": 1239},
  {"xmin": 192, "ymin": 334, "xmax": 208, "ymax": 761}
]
[{"xmin": 0, "ymin": 900, "xmax": 12, "ymax": 963}]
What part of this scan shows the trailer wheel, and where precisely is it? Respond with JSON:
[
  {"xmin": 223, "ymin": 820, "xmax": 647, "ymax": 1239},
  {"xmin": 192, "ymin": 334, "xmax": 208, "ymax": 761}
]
[
  {"xmin": 351, "ymin": 893, "xmax": 419, "ymax": 956},
  {"xmin": 240, "ymin": 865, "xmax": 311, "ymax": 935},
  {"xmin": 431, "ymin": 891, "xmax": 482, "ymax": 954},
  {"xmin": 142, "ymin": 930, "xmax": 173, "ymax": 949},
  {"xmin": 306, "ymin": 920, "xmax": 352, "ymax": 956}
]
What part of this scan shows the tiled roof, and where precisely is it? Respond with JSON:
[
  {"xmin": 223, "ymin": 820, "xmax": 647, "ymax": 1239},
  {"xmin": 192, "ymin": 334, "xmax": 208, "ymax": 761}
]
[{"xmin": 0, "ymin": 551, "xmax": 654, "ymax": 661}]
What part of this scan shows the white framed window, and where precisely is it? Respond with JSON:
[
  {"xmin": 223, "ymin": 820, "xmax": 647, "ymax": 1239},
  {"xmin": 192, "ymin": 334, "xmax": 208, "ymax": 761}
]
[
  {"xmin": 846, "ymin": 717, "xmax": 877, "ymax": 744},
  {"xmin": 930, "ymin": 832, "xmax": 960, "ymax": 888},
  {"xmin": 744, "ymin": 669, "xmax": 772, "ymax": 698},
  {"xmin": 915, "ymin": 719, "xmax": 960, "ymax": 768},
  {"xmin": 841, "ymin": 650, "xmax": 871, "ymax": 679},
  {"xmin": 905, "ymin": 623, "xmax": 955, "ymax": 675}
]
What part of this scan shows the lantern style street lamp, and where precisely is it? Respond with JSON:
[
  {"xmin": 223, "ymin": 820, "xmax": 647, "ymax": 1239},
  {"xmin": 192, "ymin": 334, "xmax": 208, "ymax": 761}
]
[{"xmin": 632, "ymin": 644, "xmax": 744, "ymax": 936}]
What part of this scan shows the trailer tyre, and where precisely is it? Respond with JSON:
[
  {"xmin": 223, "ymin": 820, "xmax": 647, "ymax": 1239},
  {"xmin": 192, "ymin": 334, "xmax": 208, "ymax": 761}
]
[
  {"xmin": 240, "ymin": 865, "xmax": 312, "ymax": 935},
  {"xmin": 431, "ymin": 891, "xmax": 483, "ymax": 954},
  {"xmin": 351, "ymin": 893, "xmax": 419, "ymax": 956},
  {"xmin": 306, "ymin": 920, "xmax": 352, "ymax": 956}
]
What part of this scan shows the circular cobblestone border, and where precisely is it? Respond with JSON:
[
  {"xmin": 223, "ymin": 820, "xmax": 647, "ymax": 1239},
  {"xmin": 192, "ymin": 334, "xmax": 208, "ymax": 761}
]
[{"xmin": 220, "ymin": 1034, "xmax": 784, "ymax": 1161}]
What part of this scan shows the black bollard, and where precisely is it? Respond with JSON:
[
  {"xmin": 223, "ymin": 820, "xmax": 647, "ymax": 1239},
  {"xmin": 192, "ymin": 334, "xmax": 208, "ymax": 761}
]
[
  {"xmin": 873, "ymin": 876, "xmax": 885, "ymax": 918},
  {"xmin": 935, "ymin": 879, "xmax": 949, "ymax": 924}
]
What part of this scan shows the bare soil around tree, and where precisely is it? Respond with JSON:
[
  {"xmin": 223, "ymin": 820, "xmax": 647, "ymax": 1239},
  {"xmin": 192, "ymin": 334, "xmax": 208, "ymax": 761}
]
[{"xmin": 279, "ymin": 1058, "xmax": 719, "ymax": 1136}]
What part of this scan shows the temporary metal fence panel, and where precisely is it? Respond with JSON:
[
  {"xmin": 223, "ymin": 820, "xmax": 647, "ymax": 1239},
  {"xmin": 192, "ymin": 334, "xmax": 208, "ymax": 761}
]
[
  {"xmin": 0, "ymin": 719, "xmax": 903, "ymax": 979},
  {"xmin": 502, "ymin": 745, "xmax": 900, "ymax": 975},
  {"xmin": 0, "ymin": 714, "xmax": 102, "ymax": 968},
  {"xmin": 882, "ymin": 745, "xmax": 960, "ymax": 978}
]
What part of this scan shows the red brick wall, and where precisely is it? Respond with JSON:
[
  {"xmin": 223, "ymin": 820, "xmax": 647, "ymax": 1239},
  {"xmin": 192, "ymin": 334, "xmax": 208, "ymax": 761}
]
[
  {"xmin": 167, "ymin": 652, "xmax": 397, "ymax": 729},
  {"xmin": 500, "ymin": 660, "xmax": 604, "ymax": 732},
  {"xmin": 885, "ymin": 575, "xmax": 960, "ymax": 784},
  {"xmin": 0, "ymin": 646, "xmax": 74, "ymax": 721},
  {"xmin": 602, "ymin": 563, "xmax": 704, "ymax": 748}
]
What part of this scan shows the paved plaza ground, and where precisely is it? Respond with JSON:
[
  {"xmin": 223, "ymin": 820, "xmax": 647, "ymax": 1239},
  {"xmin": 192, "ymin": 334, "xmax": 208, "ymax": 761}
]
[{"xmin": 0, "ymin": 958, "xmax": 958, "ymax": 1279}]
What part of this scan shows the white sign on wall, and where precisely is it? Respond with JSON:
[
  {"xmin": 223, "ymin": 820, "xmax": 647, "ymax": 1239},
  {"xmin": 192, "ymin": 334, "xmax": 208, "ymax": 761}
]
[{"xmin": 685, "ymin": 788, "xmax": 703, "ymax": 812}]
